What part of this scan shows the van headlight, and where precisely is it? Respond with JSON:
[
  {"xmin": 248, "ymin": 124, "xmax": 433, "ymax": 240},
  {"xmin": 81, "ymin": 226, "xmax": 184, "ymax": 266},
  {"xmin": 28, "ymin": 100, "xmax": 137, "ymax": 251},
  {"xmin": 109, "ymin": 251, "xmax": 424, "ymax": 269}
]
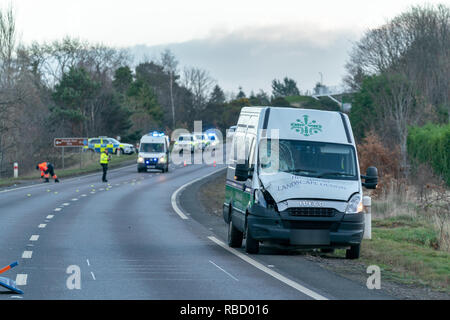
[
  {"xmin": 137, "ymin": 156, "xmax": 144, "ymax": 163},
  {"xmin": 159, "ymin": 156, "xmax": 166, "ymax": 163},
  {"xmin": 345, "ymin": 194, "xmax": 363, "ymax": 214},
  {"xmin": 254, "ymin": 189, "xmax": 267, "ymax": 207}
]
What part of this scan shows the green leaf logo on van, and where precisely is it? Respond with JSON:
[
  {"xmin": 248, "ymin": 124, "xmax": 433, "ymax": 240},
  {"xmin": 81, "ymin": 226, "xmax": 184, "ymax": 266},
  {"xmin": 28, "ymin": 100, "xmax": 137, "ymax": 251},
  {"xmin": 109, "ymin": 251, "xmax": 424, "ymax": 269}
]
[{"xmin": 291, "ymin": 115, "xmax": 322, "ymax": 136}]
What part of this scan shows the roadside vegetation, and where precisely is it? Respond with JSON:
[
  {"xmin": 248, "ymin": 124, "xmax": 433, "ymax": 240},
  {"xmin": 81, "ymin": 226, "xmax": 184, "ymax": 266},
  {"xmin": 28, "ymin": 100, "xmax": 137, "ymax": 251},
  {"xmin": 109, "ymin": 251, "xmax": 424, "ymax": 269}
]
[
  {"xmin": 200, "ymin": 171, "xmax": 449, "ymax": 293},
  {"xmin": 0, "ymin": 153, "xmax": 136, "ymax": 187}
]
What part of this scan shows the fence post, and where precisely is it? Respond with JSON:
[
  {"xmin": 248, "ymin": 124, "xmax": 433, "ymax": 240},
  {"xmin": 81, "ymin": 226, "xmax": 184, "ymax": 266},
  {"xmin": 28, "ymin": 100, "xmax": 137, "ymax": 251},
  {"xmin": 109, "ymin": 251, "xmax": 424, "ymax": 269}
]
[
  {"xmin": 13, "ymin": 162, "xmax": 18, "ymax": 178},
  {"xmin": 363, "ymin": 196, "xmax": 372, "ymax": 239}
]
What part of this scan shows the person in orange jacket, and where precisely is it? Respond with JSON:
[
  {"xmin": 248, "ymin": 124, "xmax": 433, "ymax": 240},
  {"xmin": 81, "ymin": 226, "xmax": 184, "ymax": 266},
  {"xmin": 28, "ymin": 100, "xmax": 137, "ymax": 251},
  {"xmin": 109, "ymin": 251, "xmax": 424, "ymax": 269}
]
[{"xmin": 36, "ymin": 162, "xmax": 59, "ymax": 183}]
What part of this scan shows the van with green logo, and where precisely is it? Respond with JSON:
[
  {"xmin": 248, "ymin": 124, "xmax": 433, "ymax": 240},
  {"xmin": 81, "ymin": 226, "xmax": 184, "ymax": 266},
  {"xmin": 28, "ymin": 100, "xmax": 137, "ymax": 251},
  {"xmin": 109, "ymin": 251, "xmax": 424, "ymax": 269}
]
[{"xmin": 223, "ymin": 107, "xmax": 378, "ymax": 258}]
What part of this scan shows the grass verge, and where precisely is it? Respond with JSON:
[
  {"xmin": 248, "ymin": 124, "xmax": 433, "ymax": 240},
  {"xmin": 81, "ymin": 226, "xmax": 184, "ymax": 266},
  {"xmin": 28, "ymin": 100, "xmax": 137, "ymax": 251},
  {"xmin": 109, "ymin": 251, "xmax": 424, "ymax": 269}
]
[
  {"xmin": 332, "ymin": 215, "xmax": 449, "ymax": 292},
  {"xmin": 0, "ymin": 153, "xmax": 137, "ymax": 187},
  {"xmin": 199, "ymin": 171, "xmax": 449, "ymax": 293}
]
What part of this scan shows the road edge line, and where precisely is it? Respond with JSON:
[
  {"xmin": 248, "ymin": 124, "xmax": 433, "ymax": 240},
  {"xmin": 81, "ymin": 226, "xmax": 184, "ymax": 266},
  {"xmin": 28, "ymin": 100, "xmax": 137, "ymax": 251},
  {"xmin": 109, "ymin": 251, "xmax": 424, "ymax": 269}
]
[
  {"xmin": 207, "ymin": 236, "xmax": 329, "ymax": 300},
  {"xmin": 171, "ymin": 167, "xmax": 227, "ymax": 220}
]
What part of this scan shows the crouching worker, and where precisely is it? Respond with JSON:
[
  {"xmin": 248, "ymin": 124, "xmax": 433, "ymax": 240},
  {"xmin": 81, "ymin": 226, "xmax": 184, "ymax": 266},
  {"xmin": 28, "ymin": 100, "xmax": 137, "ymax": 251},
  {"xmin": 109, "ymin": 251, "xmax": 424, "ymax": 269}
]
[{"xmin": 36, "ymin": 162, "xmax": 59, "ymax": 183}]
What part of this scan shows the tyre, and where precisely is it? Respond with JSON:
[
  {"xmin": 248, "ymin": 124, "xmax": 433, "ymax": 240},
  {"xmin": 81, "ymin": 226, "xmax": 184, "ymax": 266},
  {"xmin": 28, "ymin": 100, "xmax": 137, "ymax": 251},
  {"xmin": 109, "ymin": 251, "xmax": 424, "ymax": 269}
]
[
  {"xmin": 227, "ymin": 219, "xmax": 243, "ymax": 248},
  {"xmin": 245, "ymin": 221, "xmax": 259, "ymax": 254},
  {"xmin": 346, "ymin": 244, "xmax": 361, "ymax": 259}
]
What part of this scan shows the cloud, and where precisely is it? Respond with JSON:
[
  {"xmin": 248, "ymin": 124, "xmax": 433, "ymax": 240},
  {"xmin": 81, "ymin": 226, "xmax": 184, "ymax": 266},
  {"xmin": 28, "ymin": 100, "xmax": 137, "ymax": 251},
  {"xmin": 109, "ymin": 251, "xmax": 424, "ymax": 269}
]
[{"xmin": 128, "ymin": 24, "xmax": 360, "ymax": 94}]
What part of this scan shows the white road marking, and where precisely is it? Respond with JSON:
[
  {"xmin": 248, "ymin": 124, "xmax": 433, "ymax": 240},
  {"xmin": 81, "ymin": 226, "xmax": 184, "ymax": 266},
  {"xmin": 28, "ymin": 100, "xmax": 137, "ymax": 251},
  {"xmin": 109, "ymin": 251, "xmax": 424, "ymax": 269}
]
[
  {"xmin": 207, "ymin": 236, "xmax": 328, "ymax": 300},
  {"xmin": 22, "ymin": 251, "xmax": 33, "ymax": 259},
  {"xmin": 72, "ymin": 198, "xmax": 78, "ymax": 201},
  {"xmin": 171, "ymin": 167, "xmax": 227, "ymax": 220},
  {"xmin": 209, "ymin": 260, "xmax": 239, "ymax": 281},
  {"xmin": 46, "ymin": 215, "xmax": 54, "ymax": 219},
  {"xmin": 91, "ymin": 272, "xmax": 96, "ymax": 280},
  {"xmin": 62, "ymin": 203, "xmax": 70, "ymax": 206},
  {"xmin": 86, "ymin": 259, "xmax": 90, "ymax": 266},
  {"xmin": 0, "ymin": 164, "xmax": 135, "ymax": 194},
  {"xmin": 54, "ymin": 208, "xmax": 62, "ymax": 212},
  {"xmin": 81, "ymin": 194, "xmax": 87, "ymax": 197},
  {"xmin": 29, "ymin": 235, "xmax": 39, "ymax": 241},
  {"xmin": 15, "ymin": 274, "xmax": 28, "ymax": 285},
  {"xmin": 38, "ymin": 224, "xmax": 46, "ymax": 228}
]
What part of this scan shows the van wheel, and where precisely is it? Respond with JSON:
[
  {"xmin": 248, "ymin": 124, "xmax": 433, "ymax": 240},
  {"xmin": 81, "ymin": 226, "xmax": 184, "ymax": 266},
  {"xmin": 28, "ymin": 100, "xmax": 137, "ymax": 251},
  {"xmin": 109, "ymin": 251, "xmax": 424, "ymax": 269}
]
[
  {"xmin": 346, "ymin": 244, "xmax": 360, "ymax": 259},
  {"xmin": 245, "ymin": 223, "xmax": 259, "ymax": 254},
  {"xmin": 227, "ymin": 220, "xmax": 243, "ymax": 248}
]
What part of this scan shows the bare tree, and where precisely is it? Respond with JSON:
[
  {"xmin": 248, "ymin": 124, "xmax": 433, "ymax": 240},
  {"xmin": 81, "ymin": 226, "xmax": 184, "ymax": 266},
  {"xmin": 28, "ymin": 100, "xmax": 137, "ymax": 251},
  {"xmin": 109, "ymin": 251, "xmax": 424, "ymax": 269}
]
[
  {"xmin": 160, "ymin": 49, "xmax": 178, "ymax": 128},
  {"xmin": 182, "ymin": 66, "xmax": 215, "ymax": 111},
  {"xmin": 345, "ymin": 4, "xmax": 450, "ymax": 172}
]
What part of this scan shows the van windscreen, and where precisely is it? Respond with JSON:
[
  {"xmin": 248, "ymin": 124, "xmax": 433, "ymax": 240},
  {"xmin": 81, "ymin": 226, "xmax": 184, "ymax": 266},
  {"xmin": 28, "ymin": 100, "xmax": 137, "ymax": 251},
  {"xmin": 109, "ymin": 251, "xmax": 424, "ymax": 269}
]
[
  {"xmin": 259, "ymin": 139, "xmax": 358, "ymax": 180},
  {"xmin": 140, "ymin": 143, "xmax": 165, "ymax": 153}
]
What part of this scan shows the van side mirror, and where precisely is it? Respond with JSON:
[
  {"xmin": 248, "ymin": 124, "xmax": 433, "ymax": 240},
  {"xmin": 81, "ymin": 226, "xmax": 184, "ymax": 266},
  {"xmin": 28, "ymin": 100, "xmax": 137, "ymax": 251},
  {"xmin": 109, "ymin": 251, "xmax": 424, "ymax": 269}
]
[
  {"xmin": 235, "ymin": 162, "xmax": 250, "ymax": 181},
  {"xmin": 361, "ymin": 166, "xmax": 378, "ymax": 189}
]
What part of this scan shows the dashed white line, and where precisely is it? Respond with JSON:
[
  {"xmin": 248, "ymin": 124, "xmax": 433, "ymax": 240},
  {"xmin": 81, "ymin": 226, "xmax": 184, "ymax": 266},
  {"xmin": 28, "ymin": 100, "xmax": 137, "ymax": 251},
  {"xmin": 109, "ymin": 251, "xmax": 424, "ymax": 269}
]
[
  {"xmin": 81, "ymin": 194, "xmax": 87, "ymax": 197},
  {"xmin": 15, "ymin": 274, "xmax": 28, "ymax": 286},
  {"xmin": 62, "ymin": 203, "xmax": 70, "ymax": 206},
  {"xmin": 22, "ymin": 251, "xmax": 33, "ymax": 259},
  {"xmin": 91, "ymin": 272, "xmax": 96, "ymax": 280},
  {"xmin": 29, "ymin": 235, "xmax": 39, "ymax": 241},
  {"xmin": 207, "ymin": 236, "xmax": 328, "ymax": 300},
  {"xmin": 54, "ymin": 208, "xmax": 62, "ymax": 212},
  {"xmin": 86, "ymin": 259, "xmax": 90, "ymax": 266},
  {"xmin": 0, "ymin": 164, "xmax": 135, "ymax": 194},
  {"xmin": 38, "ymin": 224, "xmax": 46, "ymax": 228},
  {"xmin": 209, "ymin": 260, "xmax": 239, "ymax": 281},
  {"xmin": 72, "ymin": 198, "xmax": 78, "ymax": 201},
  {"xmin": 46, "ymin": 215, "xmax": 54, "ymax": 219}
]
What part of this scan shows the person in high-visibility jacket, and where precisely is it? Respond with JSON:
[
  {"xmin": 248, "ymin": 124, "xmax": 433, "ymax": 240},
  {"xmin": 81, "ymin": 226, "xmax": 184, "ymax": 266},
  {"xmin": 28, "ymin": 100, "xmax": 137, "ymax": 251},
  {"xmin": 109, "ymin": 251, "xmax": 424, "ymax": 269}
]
[
  {"xmin": 36, "ymin": 162, "xmax": 59, "ymax": 183},
  {"xmin": 100, "ymin": 149, "xmax": 111, "ymax": 182}
]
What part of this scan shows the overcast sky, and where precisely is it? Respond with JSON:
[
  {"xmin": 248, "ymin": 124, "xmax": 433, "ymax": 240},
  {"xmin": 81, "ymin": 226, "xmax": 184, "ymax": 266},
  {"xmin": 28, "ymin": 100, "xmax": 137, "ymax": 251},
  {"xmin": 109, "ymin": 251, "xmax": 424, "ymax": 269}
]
[{"xmin": 2, "ymin": 0, "xmax": 445, "ymax": 93}]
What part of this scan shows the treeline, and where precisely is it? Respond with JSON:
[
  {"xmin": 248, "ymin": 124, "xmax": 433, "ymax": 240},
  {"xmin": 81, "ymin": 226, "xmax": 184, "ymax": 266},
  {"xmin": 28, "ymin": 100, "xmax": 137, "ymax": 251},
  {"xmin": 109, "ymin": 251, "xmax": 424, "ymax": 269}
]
[
  {"xmin": 0, "ymin": 5, "xmax": 335, "ymax": 177},
  {"xmin": 347, "ymin": 4, "xmax": 450, "ymax": 177},
  {"xmin": 408, "ymin": 124, "xmax": 450, "ymax": 185}
]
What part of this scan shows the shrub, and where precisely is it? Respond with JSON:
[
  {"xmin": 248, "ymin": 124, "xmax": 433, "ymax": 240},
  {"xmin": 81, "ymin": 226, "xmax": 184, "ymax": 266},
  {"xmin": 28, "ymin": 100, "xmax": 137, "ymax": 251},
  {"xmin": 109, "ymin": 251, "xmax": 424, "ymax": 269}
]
[{"xmin": 407, "ymin": 123, "xmax": 450, "ymax": 186}]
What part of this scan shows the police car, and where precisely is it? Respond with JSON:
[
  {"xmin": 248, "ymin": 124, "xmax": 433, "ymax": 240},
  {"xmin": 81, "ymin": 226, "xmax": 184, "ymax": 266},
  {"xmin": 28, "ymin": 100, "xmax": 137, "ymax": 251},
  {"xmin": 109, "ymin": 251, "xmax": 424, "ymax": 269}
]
[
  {"xmin": 173, "ymin": 134, "xmax": 202, "ymax": 153},
  {"xmin": 137, "ymin": 131, "xmax": 170, "ymax": 173},
  {"xmin": 84, "ymin": 137, "xmax": 135, "ymax": 154}
]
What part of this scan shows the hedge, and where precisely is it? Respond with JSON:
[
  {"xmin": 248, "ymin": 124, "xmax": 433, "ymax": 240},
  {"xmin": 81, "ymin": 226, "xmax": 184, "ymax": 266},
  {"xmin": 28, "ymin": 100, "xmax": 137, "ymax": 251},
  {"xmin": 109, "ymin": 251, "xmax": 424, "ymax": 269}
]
[{"xmin": 407, "ymin": 123, "xmax": 450, "ymax": 185}]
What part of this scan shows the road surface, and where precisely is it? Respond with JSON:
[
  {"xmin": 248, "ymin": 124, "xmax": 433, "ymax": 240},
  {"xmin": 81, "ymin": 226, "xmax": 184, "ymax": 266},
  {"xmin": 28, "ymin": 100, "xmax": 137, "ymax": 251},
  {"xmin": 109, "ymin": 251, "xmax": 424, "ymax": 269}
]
[{"xmin": 0, "ymin": 161, "xmax": 391, "ymax": 299}]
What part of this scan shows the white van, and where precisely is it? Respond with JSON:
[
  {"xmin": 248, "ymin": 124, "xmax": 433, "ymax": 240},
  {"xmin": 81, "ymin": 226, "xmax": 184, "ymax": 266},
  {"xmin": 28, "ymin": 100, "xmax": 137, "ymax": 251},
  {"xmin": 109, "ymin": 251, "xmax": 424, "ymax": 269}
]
[
  {"xmin": 223, "ymin": 107, "xmax": 378, "ymax": 258},
  {"xmin": 137, "ymin": 132, "xmax": 170, "ymax": 172}
]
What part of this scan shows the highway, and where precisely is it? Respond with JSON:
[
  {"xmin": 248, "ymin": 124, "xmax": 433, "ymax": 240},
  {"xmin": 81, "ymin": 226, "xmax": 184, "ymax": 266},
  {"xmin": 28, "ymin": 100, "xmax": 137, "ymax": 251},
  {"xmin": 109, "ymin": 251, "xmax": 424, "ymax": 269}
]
[{"xmin": 0, "ymin": 161, "xmax": 391, "ymax": 300}]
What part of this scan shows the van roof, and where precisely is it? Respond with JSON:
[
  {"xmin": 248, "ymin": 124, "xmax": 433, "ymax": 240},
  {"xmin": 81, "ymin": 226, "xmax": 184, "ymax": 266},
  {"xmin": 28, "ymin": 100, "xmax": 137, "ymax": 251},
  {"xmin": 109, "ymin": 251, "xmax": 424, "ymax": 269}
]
[
  {"xmin": 242, "ymin": 106, "xmax": 353, "ymax": 145},
  {"xmin": 140, "ymin": 135, "xmax": 167, "ymax": 143}
]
